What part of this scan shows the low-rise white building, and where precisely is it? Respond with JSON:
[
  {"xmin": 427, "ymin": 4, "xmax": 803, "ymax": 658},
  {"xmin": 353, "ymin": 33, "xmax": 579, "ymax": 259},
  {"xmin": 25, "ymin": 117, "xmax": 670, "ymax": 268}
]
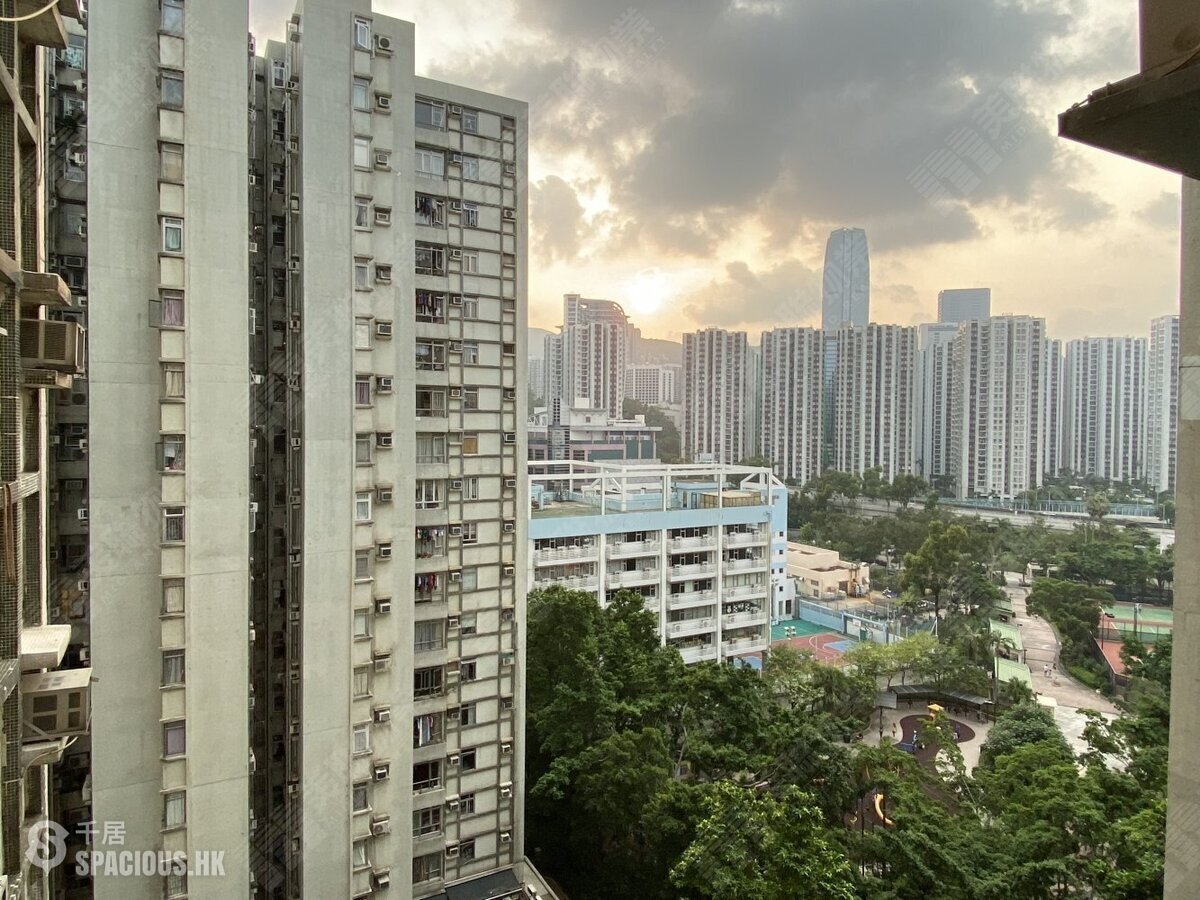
[
  {"xmin": 528, "ymin": 462, "xmax": 789, "ymax": 663},
  {"xmin": 784, "ymin": 543, "xmax": 871, "ymax": 611}
]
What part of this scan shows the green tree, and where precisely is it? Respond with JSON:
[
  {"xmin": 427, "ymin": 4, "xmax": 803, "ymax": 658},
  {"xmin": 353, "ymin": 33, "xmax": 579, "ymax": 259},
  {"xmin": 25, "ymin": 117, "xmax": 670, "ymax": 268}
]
[
  {"xmin": 978, "ymin": 701, "xmax": 1071, "ymax": 769},
  {"xmin": 671, "ymin": 783, "xmax": 856, "ymax": 900},
  {"xmin": 623, "ymin": 397, "xmax": 682, "ymax": 462},
  {"xmin": 899, "ymin": 521, "xmax": 970, "ymax": 620}
]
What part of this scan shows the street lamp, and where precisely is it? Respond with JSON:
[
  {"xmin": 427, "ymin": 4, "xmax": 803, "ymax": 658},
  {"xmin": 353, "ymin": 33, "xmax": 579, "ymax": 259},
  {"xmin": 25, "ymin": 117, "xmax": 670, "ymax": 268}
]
[{"xmin": 1134, "ymin": 603, "xmax": 1142, "ymax": 644}]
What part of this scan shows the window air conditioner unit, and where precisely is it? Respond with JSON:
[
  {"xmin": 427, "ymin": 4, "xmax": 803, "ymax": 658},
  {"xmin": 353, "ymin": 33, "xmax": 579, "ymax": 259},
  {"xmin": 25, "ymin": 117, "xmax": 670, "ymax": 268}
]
[
  {"xmin": 373, "ymin": 762, "xmax": 390, "ymax": 781},
  {"xmin": 500, "ymin": 831, "xmax": 512, "ymax": 844},
  {"xmin": 450, "ymin": 525, "xmax": 463, "ymax": 537},
  {"xmin": 287, "ymin": 78, "xmax": 299, "ymax": 91},
  {"xmin": 376, "ymin": 376, "xmax": 393, "ymax": 393},
  {"xmin": 449, "ymin": 248, "xmax": 462, "ymax": 260},
  {"xmin": 374, "ymin": 207, "xmax": 391, "ymax": 225},
  {"xmin": 372, "ymin": 869, "xmax": 391, "ymax": 890},
  {"xmin": 288, "ymin": 610, "xmax": 299, "ymax": 623},
  {"xmin": 374, "ymin": 598, "xmax": 392, "ymax": 615},
  {"xmin": 373, "ymin": 152, "xmax": 390, "ymax": 169},
  {"xmin": 447, "ymin": 706, "xmax": 460, "ymax": 720},
  {"xmin": 77, "ymin": 579, "xmax": 89, "ymax": 592},
  {"xmin": 447, "ymin": 753, "xmax": 460, "ymax": 767},
  {"xmin": 374, "ymin": 34, "xmax": 393, "ymax": 53},
  {"xmin": 504, "ymin": 388, "xmax": 516, "ymax": 400},
  {"xmin": 503, "ymin": 208, "xmax": 515, "ymax": 219},
  {"xmin": 446, "ymin": 795, "xmax": 460, "ymax": 810},
  {"xmin": 447, "ymin": 616, "xmax": 460, "ymax": 630},
  {"xmin": 376, "ymin": 543, "xmax": 392, "ymax": 560},
  {"xmin": 503, "ymin": 521, "xmax": 515, "ymax": 533},
  {"xmin": 62, "ymin": 255, "xmax": 84, "ymax": 268},
  {"xmin": 500, "ymin": 783, "xmax": 512, "ymax": 799},
  {"xmin": 503, "ymin": 433, "xmax": 516, "ymax": 443},
  {"xmin": 290, "ymin": 437, "xmax": 302, "ymax": 449},
  {"xmin": 289, "ymin": 194, "xmax": 300, "ymax": 213},
  {"xmin": 287, "ymin": 783, "xmax": 299, "ymax": 796},
  {"xmin": 450, "ymin": 200, "xmax": 462, "ymax": 212},
  {"xmin": 76, "ymin": 508, "xmax": 88, "ymax": 521},
  {"xmin": 373, "ymin": 706, "xmax": 391, "ymax": 724},
  {"xmin": 450, "ymin": 153, "xmax": 462, "ymax": 164},
  {"xmin": 505, "ymin": 478, "xmax": 517, "ymax": 489},
  {"xmin": 501, "ymin": 741, "xmax": 512, "ymax": 754},
  {"xmin": 20, "ymin": 320, "xmax": 85, "ymax": 374},
  {"xmin": 373, "ymin": 653, "xmax": 392, "ymax": 671},
  {"xmin": 376, "ymin": 94, "xmax": 392, "ymax": 110},
  {"xmin": 287, "ymin": 259, "xmax": 300, "ymax": 272},
  {"xmin": 449, "ymin": 295, "xmax": 463, "ymax": 306},
  {"xmin": 504, "ymin": 163, "xmax": 515, "ymax": 174},
  {"xmin": 449, "ymin": 105, "xmax": 463, "ymax": 115},
  {"xmin": 376, "ymin": 487, "xmax": 393, "ymax": 503},
  {"xmin": 449, "ymin": 387, "xmax": 462, "ymax": 399},
  {"xmin": 445, "ymin": 844, "xmax": 459, "ymax": 859},
  {"xmin": 449, "ymin": 570, "xmax": 462, "ymax": 582},
  {"xmin": 503, "ymin": 566, "xmax": 515, "ymax": 577},
  {"xmin": 289, "ymin": 722, "xmax": 300, "ymax": 736},
  {"xmin": 375, "ymin": 320, "xmax": 392, "ymax": 338},
  {"xmin": 450, "ymin": 479, "xmax": 462, "ymax": 491},
  {"xmin": 447, "ymin": 667, "xmax": 460, "ymax": 683},
  {"xmin": 370, "ymin": 816, "xmax": 391, "ymax": 836},
  {"xmin": 376, "ymin": 432, "xmax": 394, "ymax": 448},
  {"xmin": 287, "ymin": 137, "xmax": 299, "ymax": 154}
]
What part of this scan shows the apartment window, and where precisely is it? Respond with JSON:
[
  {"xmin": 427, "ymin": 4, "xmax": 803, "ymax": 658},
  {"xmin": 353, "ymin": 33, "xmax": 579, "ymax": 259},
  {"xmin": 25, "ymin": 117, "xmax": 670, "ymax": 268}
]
[
  {"xmin": 464, "ymin": 477, "xmax": 479, "ymax": 500},
  {"xmin": 416, "ymin": 340, "xmax": 447, "ymax": 371},
  {"xmin": 161, "ymin": 0, "xmax": 184, "ymax": 35},
  {"xmin": 355, "ymin": 317, "xmax": 372, "ymax": 349},
  {"xmin": 163, "ymin": 791, "xmax": 185, "ymax": 829},
  {"xmin": 376, "ymin": 264, "xmax": 392, "ymax": 284},
  {"xmin": 160, "ymin": 290, "xmax": 184, "ymax": 327},
  {"xmin": 353, "ymin": 609, "xmax": 372, "ymax": 642},
  {"xmin": 354, "ymin": 196, "xmax": 371, "ymax": 229},
  {"xmin": 459, "ymin": 702, "xmax": 477, "ymax": 726},
  {"xmin": 353, "ymin": 77, "xmax": 370, "ymax": 111},
  {"xmin": 353, "ymin": 783, "xmax": 369, "ymax": 813},
  {"xmin": 413, "ymin": 806, "xmax": 442, "ymax": 837},
  {"xmin": 462, "ymin": 202, "xmax": 479, "ymax": 228},
  {"xmin": 463, "ymin": 388, "xmax": 479, "ymax": 411},
  {"xmin": 163, "ymin": 721, "xmax": 186, "ymax": 758},
  {"xmin": 354, "ymin": 549, "xmax": 372, "ymax": 581},
  {"xmin": 415, "ymin": 244, "xmax": 445, "ymax": 275},
  {"xmin": 352, "ymin": 838, "xmax": 370, "ymax": 871},
  {"xmin": 416, "ymin": 433, "xmax": 447, "ymax": 464},
  {"xmin": 353, "ymin": 723, "xmax": 371, "ymax": 755},
  {"xmin": 353, "ymin": 666, "xmax": 372, "ymax": 698},
  {"xmin": 414, "ymin": 620, "xmax": 444, "ymax": 652},
  {"xmin": 462, "ymin": 109, "xmax": 479, "ymax": 133},
  {"xmin": 353, "ymin": 136, "xmax": 371, "ymax": 169},
  {"xmin": 160, "ymin": 70, "xmax": 184, "ymax": 108},
  {"xmin": 161, "ymin": 217, "xmax": 183, "ymax": 253},
  {"xmin": 460, "ymin": 748, "xmax": 477, "ymax": 771},
  {"xmin": 416, "ymin": 290, "xmax": 444, "ymax": 323},
  {"xmin": 354, "ymin": 257, "xmax": 371, "ymax": 290},
  {"xmin": 354, "ymin": 492, "xmax": 372, "ymax": 523},
  {"xmin": 355, "ymin": 433, "xmax": 372, "ymax": 465},
  {"xmin": 413, "ymin": 712, "xmax": 443, "ymax": 748},
  {"xmin": 162, "ymin": 579, "xmax": 184, "ymax": 616},
  {"xmin": 355, "ymin": 376, "xmax": 372, "ymax": 407},
  {"xmin": 414, "ymin": 666, "xmax": 444, "ymax": 698},
  {"xmin": 462, "ymin": 250, "xmax": 479, "ymax": 274},
  {"xmin": 415, "ymin": 147, "xmax": 445, "ymax": 179},
  {"xmin": 272, "ymin": 60, "xmax": 287, "ymax": 88},
  {"xmin": 415, "ymin": 480, "xmax": 442, "ymax": 510},
  {"xmin": 462, "ymin": 341, "xmax": 479, "ymax": 364},
  {"xmin": 413, "ymin": 852, "xmax": 442, "ymax": 883},
  {"xmin": 415, "ymin": 194, "xmax": 445, "ymax": 227},
  {"xmin": 462, "ymin": 433, "xmax": 479, "ymax": 454},
  {"xmin": 462, "ymin": 155, "xmax": 480, "ymax": 180},
  {"xmin": 460, "ymin": 659, "xmax": 477, "ymax": 682},
  {"xmin": 462, "ymin": 568, "xmax": 478, "ymax": 591},
  {"xmin": 460, "ymin": 838, "xmax": 477, "ymax": 861},
  {"xmin": 165, "ymin": 874, "xmax": 187, "ymax": 900},
  {"xmin": 162, "ymin": 507, "xmax": 185, "ymax": 543},
  {"xmin": 416, "ymin": 389, "xmax": 446, "ymax": 418},
  {"xmin": 159, "ymin": 142, "xmax": 184, "ymax": 182},
  {"xmin": 413, "ymin": 760, "xmax": 442, "ymax": 792},
  {"xmin": 459, "ymin": 792, "xmax": 476, "ymax": 814},
  {"xmin": 463, "ymin": 299, "xmax": 480, "ymax": 320},
  {"xmin": 461, "ymin": 522, "xmax": 478, "ymax": 545},
  {"xmin": 162, "ymin": 650, "xmax": 185, "ymax": 687},
  {"xmin": 353, "ymin": 16, "xmax": 372, "ymax": 49},
  {"xmin": 415, "ymin": 99, "xmax": 445, "ymax": 130}
]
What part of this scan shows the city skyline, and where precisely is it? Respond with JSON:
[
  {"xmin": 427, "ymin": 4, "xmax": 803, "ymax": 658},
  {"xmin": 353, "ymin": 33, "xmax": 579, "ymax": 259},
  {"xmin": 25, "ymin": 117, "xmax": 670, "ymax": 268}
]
[{"xmin": 248, "ymin": 0, "xmax": 1179, "ymax": 344}]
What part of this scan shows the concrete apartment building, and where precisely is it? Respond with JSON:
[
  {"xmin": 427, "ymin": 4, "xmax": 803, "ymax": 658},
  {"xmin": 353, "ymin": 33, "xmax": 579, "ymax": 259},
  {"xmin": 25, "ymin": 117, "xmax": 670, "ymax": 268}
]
[
  {"xmin": 831, "ymin": 324, "xmax": 917, "ymax": 481},
  {"xmin": 527, "ymin": 405, "xmax": 659, "ymax": 466},
  {"xmin": 683, "ymin": 328, "xmax": 752, "ymax": 464},
  {"xmin": 543, "ymin": 294, "xmax": 628, "ymax": 421},
  {"xmin": 913, "ymin": 322, "xmax": 958, "ymax": 487},
  {"xmin": 1042, "ymin": 338, "xmax": 1066, "ymax": 481},
  {"xmin": 784, "ymin": 543, "xmax": 870, "ymax": 607},
  {"xmin": 1064, "ymin": 337, "xmax": 1148, "ymax": 484},
  {"xmin": 936, "ymin": 288, "xmax": 991, "ymax": 325},
  {"xmin": 90, "ymin": 3, "xmax": 546, "ymax": 899},
  {"xmin": 759, "ymin": 328, "xmax": 822, "ymax": 485},
  {"xmin": 625, "ymin": 362, "xmax": 680, "ymax": 407},
  {"xmin": 0, "ymin": 2, "xmax": 89, "ymax": 899},
  {"xmin": 949, "ymin": 316, "xmax": 1047, "ymax": 499},
  {"xmin": 1146, "ymin": 314, "xmax": 1179, "ymax": 493},
  {"xmin": 1057, "ymin": 5, "xmax": 1199, "ymax": 892},
  {"xmin": 528, "ymin": 462, "xmax": 788, "ymax": 660}
]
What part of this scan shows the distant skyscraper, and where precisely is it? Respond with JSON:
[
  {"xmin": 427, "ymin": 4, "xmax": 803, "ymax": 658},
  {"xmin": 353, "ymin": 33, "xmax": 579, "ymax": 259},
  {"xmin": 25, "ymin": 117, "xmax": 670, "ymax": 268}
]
[
  {"xmin": 822, "ymin": 228, "xmax": 870, "ymax": 469},
  {"xmin": 914, "ymin": 323, "xmax": 960, "ymax": 485},
  {"xmin": 683, "ymin": 328, "xmax": 751, "ymax": 463},
  {"xmin": 545, "ymin": 293, "xmax": 629, "ymax": 421},
  {"xmin": 625, "ymin": 363, "xmax": 682, "ymax": 406},
  {"xmin": 937, "ymin": 288, "xmax": 992, "ymax": 324},
  {"xmin": 1064, "ymin": 337, "xmax": 1148, "ymax": 483},
  {"xmin": 950, "ymin": 316, "xmax": 1047, "ymax": 499},
  {"xmin": 1147, "ymin": 315, "xmax": 1180, "ymax": 494},
  {"xmin": 832, "ymin": 324, "xmax": 917, "ymax": 481},
  {"xmin": 760, "ymin": 328, "xmax": 824, "ymax": 484}
]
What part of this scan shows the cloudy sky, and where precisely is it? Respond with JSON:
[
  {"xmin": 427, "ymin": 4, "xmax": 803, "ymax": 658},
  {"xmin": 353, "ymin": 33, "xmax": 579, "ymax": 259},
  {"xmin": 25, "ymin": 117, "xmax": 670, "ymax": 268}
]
[{"xmin": 253, "ymin": 0, "xmax": 1181, "ymax": 342}]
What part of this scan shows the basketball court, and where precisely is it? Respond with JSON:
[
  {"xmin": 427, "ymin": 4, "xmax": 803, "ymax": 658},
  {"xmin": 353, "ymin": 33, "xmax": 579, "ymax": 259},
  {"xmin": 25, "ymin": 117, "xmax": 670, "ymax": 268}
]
[{"xmin": 771, "ymin": 618, "xmax": 859, "ymax": 666}]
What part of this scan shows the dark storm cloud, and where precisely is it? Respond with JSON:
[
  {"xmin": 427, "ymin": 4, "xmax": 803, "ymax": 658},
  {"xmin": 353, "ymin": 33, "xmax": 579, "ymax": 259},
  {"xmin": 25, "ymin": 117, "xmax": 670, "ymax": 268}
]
[
  {"xmin": 681, "ymin": 259, "xmax": 822, "ymax": 331},
  {"xmin": 530, "ymin": 175, "xmax": 587, "ymax": 263}
]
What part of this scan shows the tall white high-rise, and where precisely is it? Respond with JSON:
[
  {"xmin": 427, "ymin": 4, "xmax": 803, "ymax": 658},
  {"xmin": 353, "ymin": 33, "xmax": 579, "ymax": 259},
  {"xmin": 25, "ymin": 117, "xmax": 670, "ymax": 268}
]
[
  {"xmin": 625, "ymin": 363, "xmax": 681, "ymax": 406},
  {"xmin": 831, "ymin": 324, "xmax": 916, "ymax": 481},
  {"xmin": 683, "ymin": 328, "xmax": 751, "ymax": 464},
  {"xmin": 1147, "ymin": 315, "xmax": 1180, "ymax": 494},
  {"xmin": 1064, "ymin": 337, "xmax": 1148, "ymax": 483},
  {"xmin": 937, "ymin": 288, "xmax": 991, "ymax": 325},
  {"xmin": 545, "ymin": 294, "xmax": 629, "ymax": 421},
  {"xmin": 759, "ymin": 328, "xmax": 823, "ymax": 484},
  {"xmin": 90, "ymin": 3, "xmax": 547, "ymax": 899},
  {"xmin": 913, "ymin": 323, "xmax": 959, "ymax": 486},
  {"xmin": 950, "ymin": 316, "xmax": 1047, "ymax": 499},
  {"xmin": 1043, "ymin": 339, "xmax": 1066, "ymax": 480}
]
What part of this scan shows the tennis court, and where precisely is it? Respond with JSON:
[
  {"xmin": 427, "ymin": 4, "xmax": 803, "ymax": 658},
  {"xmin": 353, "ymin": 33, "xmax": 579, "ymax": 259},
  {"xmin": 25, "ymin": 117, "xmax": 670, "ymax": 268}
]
[
  {"xmin": 771, "ymin": 618, "xmax": 859, "ymax": 666},
  {"xmin": 1101, "ymin": 603, "xmax": 1173, "ymax": 643}
]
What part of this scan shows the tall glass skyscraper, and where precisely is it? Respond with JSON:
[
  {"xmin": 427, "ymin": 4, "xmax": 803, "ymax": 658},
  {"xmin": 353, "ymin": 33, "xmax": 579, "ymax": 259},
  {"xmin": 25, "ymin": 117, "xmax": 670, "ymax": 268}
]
[{"xmin": 821, "ymin": 228, "xmax": 870, "ymax": 468}]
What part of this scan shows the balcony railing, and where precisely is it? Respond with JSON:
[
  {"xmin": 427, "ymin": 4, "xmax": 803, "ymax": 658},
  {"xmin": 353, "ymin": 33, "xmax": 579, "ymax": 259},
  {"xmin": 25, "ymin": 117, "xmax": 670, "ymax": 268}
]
[
  {"xmin": 607, "ymin": 539, "xmax": 660, "ymax": 559},
  {"xmin": 667, "ymin": 590, "xmax": 717, "ymax": 610},
  {"xmin": 534, "ymin": 545, "xmax": 599, "ymax": 565},
  {"xmin": 724, "ymin": 530, "xmax": 767, "ymax": 547},
  {"xmin": 607, "ymin": 568, "xmax": 658, "ymax": 587},
  {"xmin": 676, "ymin": 643, "xmax": 718, "ymax": 665},
  {"xmin": 669, "ymin": 535, "xmax": 716, "ymax": 552},
  {"xmin": 721, "ymin": 634, "xmax": 766, "ymax": 657},
  {"xmin": 668, "ymin": 563, "xmax": 716, "ymax": 581},
  {"xmin": 723, "ymin": 582, "xmax": 768, "ymax": 600},
  {"xmin": 666, "ymin": 617, "xmax": 715, "ymax": 638},
  {"xmin": 537, "ymin": 574, "xmax": 598, "ymax": 591},
  {"xmin": 724, "ymin": 556, "xmax": 765, "ymax": 573},
  {"xmin": 722, "ymin": 610, "xmax": 767, "ymax": 630}
]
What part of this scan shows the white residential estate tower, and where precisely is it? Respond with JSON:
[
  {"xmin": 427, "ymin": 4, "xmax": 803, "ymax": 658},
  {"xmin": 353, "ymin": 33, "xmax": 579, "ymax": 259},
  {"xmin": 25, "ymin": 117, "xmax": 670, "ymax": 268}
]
[
  {"xmin": 759, "ymin": 328, "xmax": 823, "ymax": 485},
  {"xmin": 1147, "ymin": 315, "xmax": 1180, "ymax": 494},
  {"xmin": 683, "ymin": 328, "xmax": 752, "ymax": 464}
]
